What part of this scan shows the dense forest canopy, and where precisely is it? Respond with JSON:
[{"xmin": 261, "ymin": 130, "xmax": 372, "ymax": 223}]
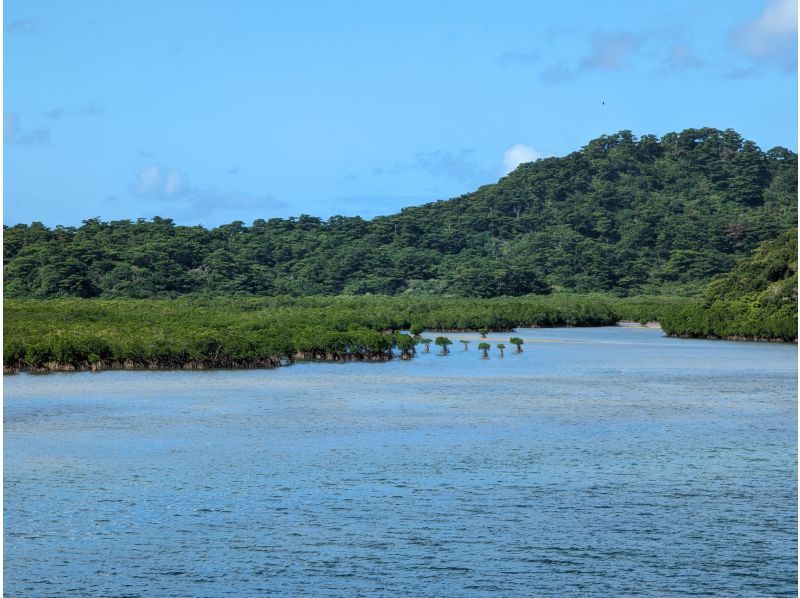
[
  {"xmin": 660, "ymin": 231, "xmax": 797, "ymax": 341},
  {"xmin": 4, "ymin": 128, "xmax": 797, "ymax": 298}
]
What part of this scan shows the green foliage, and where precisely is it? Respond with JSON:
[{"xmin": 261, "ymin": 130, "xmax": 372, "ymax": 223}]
[
  {"xmin": 4, "ymin": 128, "xmax": 796, "ymax": 299},
  {"xmin": 604, "ymin": 294, "xmax": 695, "ymax": 324},
  {"xmin": 660, "ymin": 231, "xmax": 797, "ymax": 341},
  {"xmin": 477, "ymin": 342, "xmax": 491, "ymax": 358},
  {"xmin": 509, "ymin": 337, "xmax": 524, "ymax": 352},
  {"xmin": 434, "ymin": 336, "xmax": 453, "ymax": 354},
  {"xmin": 5, "ymin": 294, "xmax": 679, "ymax": 371},
  {"xmin": 394, "ymin": 333, "xmax": 418, "ymax": 357}
]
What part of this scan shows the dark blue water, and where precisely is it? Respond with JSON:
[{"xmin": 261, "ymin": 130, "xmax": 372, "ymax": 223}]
[{"xmin": 4, "ymin": 326, "xmax": 797, "ymax": 596}]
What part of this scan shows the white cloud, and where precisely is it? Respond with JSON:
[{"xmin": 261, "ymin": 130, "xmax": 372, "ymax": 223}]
[
  {"xmin": 731, "ymin": 0, "xmax": 797, "ymax": 68},
  {"xmin": 502, "ymin": 144, "xmax": 546, "ymax": 174},
  {"xmin": 132, "ymin": 163, "xmax": 189, "ymax": 198},
  {"xmin": 163, "ymin": 170, "xmax": 186, "ymax": 195},
  {"xmin": 129, "ymin": 162, "xmax": 288, "ymax": 220}
]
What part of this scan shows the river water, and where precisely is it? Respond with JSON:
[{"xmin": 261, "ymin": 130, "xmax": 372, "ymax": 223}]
[{"xmin": 4, "ymin": 326, "xmax": 797, "ymax": 596}]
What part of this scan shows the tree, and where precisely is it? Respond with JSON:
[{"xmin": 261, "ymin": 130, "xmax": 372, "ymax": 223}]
[
  {"xmin": 460, "ymin": 339, "xmax": 471, "ymax": 351},
  {"xmin": 478, "ymin": 342, "xmax": 490, "ymax": 358},
  {"xmin": 421, "ymin": 338, "xmax": 433, "ymax": 353},
  {"xmin": 4, "ymin": 128, "xmax": 795, "ymax": 300},
  {"xmin": 395, "ymin": 333, "xmax": 417, "ymax": 359},
  {"xmin": 410, "ymin": 323, "xmax": 424, "ymax": 338},
  {"xmin": 496, "ymin": 343, "xmax": 505, "ymax": 357},
  {"xmin": 478, "ymin": 327, "xmax": 489, "ymax": 338},
  {"xmin": 510, "ymin": 337, "xmax": 524, "ymax": 352},
  {"xmin": 434, "ymin": 336, "xmax": 453, "ymax": 354}
]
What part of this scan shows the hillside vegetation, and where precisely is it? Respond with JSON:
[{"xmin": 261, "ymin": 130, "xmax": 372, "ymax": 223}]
[
  {"xmin": 4, "ymin": 128, "xmax": 796, "ymax": 298},
  {"xmin": 661, "ymin": 231, "xmax": 797, "ymax": 341}
]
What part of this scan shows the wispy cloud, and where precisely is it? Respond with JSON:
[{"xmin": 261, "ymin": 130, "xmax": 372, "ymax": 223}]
[
  {"xmin": 541, "ymin": 61, "xmax": 575, "ymax": 82},
  {"xmin": 579, "ymin": 32, "xmax": 644, "ymax": 71},
  {"xmin": 373, "ymin": 144, "xmax": 550, "ymax": 185},
  {"xmin": 415, "ymin": 150, "xmax": 492, "ymax": 183},
  {"xmin": 661, "ymin": 42, "xmax": 706, "ymax": 74},
  {"xmin": 80, "ymin": 102, "xmax": 106, "ymax": 116},
  {"xmin": 373, "ymin": 149, "xmax": 493, "ymax": 184},
  {"xmin": 540, "ymin": 30, "xmax": 644, "ymax": 82},
  {"xmin": 4, "ymin": 113, "xmax": 50, "ymax": 145},
  {"xmin": 544, "ymin": 23, "xmax": 577, "ymax": 41},
  {"xmin": 540, "ymin": 25, "xmax": 720, "ymax": 82},
  {"xmin": 45, "ymin": 103, "xmax": 106, "ymax": 120},
  {"xmin": 729, "ymin": 0, "xmax": 797, "ymax": 71},
  {"xmin": 129, "ymin": 163, "xmax": 287, "ymax": 219},
  {"xmin": 5, "ymin": 18, "xmax": 41, "ymax": 35},
  {"xmin": 496, "ymin": 50, "xmax": 541, "ymax": 66},
  {"xmin": 502, "ymin": 144, "xmax": 547, "ymax": 175},
  {"xmin": 722, "ymin": 64, "xmax": 760, "ymax": 80}
]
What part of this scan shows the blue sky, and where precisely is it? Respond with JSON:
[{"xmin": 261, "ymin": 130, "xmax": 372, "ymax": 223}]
[{"xmin": 4, "ymin": 0, "xmax": 798, "ymax": 227}]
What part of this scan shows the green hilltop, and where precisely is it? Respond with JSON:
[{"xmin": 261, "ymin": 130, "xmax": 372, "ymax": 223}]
[{"xmin": 4, "ymin": 127, "xmax": 797, "ymax": 299}]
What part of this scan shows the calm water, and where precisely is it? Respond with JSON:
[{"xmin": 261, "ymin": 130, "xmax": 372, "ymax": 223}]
[{"xmin": 4, "ymin": 326, "xmax": 797, "ymax": 596}]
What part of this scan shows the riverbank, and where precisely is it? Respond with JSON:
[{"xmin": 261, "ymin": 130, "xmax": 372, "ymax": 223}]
[{"xmin": 0, "ymin": 294, "xmax": 712, "ymax": 374}]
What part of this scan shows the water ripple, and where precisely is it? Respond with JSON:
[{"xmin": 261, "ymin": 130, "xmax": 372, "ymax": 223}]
[{"xmin": 4, "ymin": 327, "xmax": 797, "ymax": 596}]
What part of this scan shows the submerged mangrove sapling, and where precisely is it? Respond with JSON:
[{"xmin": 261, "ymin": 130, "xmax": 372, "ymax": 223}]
[
  {"xmin": 497, "ymin": 343, "xmax": 505, "ymax": 357},
  {"xmin": 421, "ymin": 338, "xmax": 433, "ymax": 353},
  {"xmin": 460, "ymin": 340, "xmax": 471, "ymax": 351},
  {"xmin": 395, "ymin": 333, "xmax": 417, "ymax": 359},
  {"xmin": 510, "ymin": 337, "xmax": 524, "ymax": 353},
  {"xmin": 478, "ymin": 342, "xmax": 490, "ymax": 358},
  {"xmin": 435, "ymin": 336, "xmax": 453, "ymax": 355}
]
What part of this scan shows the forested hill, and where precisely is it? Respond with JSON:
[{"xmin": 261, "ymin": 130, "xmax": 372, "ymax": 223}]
[{"xmin": 4, "ymin": 127, "xmax": 797, "ymax": 299}]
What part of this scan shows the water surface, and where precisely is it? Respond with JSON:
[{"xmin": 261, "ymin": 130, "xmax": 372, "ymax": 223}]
[{"xmin": 5, "ymin": 326, "xmax": 797, "ymax": 596}]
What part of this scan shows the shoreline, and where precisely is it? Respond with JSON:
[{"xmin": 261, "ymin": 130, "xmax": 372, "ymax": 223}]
[
  {"xmin": 665, "ymin": 332, "xmax": 798, "ymax": 343},
  {"xmin": 6, "ymin": 322, "xmax": 798, "ymax": 374},
  {"xmin": 3, "ymin": 351, "xmax": 401, "ymax": 375}
]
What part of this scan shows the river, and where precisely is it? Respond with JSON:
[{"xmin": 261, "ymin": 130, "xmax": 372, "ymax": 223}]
[{"xmin": 4, "ymin": 326, "xmax": 797, "ymax": 596}]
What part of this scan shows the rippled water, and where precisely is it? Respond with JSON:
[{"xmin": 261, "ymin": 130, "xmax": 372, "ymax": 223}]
[{"xmin": 4, "ymin": 326, "xmax": 797, "ymax": 596}]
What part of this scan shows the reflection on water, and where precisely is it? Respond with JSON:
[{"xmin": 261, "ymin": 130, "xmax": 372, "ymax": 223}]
[{"xmin": 4, "ymin": 327, "xmax": 797, "ymax": 596}]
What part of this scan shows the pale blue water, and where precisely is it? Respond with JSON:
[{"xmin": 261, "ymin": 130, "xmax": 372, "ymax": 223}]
[{"xmin": 4, "ymin": 326, "xmax": 797, "ymax": 596}]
